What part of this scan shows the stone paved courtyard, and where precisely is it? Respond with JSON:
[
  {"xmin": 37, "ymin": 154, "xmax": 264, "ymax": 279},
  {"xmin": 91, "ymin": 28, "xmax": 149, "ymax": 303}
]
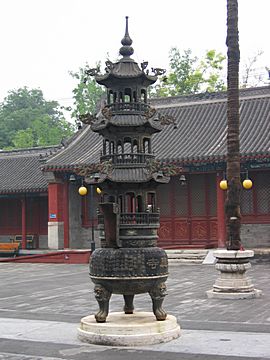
[{"xmin": 0, "ymin": 260, "xmax": 269, "ymax": 359}]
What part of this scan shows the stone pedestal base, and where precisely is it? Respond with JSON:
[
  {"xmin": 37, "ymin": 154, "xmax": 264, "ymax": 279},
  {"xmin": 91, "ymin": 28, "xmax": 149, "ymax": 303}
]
[
  {"xmin": 206, "ymin": 250, "xmax": 262, "ymax": 299},
  {"xmin": 78, "ymin": 311, "xmax": 180, "ymax": 346},
  {"xmin": 48, "ymin": 221, "xmax": 64, "ymax": 249},
  {"xmin": 206, "ymin": 288, "xmax": 262, "ymax": 299}
]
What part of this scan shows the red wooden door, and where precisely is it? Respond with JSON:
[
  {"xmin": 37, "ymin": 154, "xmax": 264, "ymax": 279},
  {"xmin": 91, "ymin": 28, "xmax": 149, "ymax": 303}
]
[{"xmin": 157, "ymin": 174, "xmax": 217, "ymax": 248}]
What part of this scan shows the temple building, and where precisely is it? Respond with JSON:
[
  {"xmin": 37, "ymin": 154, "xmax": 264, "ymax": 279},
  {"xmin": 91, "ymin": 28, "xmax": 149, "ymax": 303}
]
[{"xmin": 0, "ymin": 85, "xmax": 269, "ymax": 251}]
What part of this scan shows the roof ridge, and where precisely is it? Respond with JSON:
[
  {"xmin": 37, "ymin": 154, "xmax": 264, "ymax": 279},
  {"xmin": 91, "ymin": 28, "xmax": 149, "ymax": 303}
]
[
  {"xmin": 43, "ymin": 126, "xmax": 90, "ymax": 163},
  {"xmin": 154, "ymin": 91, "xmax": 270, "ymax": 109},
  {"xmin": 150, "ymin": 86, "xmax": 270, "ymax": 108},
  {"xmin": 0, "ymin": 145, "xmax": 61, "ymax": 157}
]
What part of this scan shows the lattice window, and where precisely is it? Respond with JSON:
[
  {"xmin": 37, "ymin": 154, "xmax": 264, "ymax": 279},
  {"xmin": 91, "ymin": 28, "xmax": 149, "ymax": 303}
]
[
  {"xmin": 174, "ymin": 177, "xmax": 188, "ymax": 216},
  {"xmin": 26, "ymin": 198, "xmax": 35, "ymax": 229},
  {"xmin": 207, "ymin": 174, "xmax": 217, "ymax": 216},
  {"xmin": 0, "ymin": 199, "xmax": 21, "ymax": 230},
  {"xmin": 156, "ymin": 182, "xmax": 171, "ymax": 216},
  {"xmin": 256, "ymin": 172, "xmax": 270, "ymax": 214},
  {"xmin": 87, "ymin": 191, "xmax": 99, "ymax": 221},
  {"xmin": 240, "ymin": 188, "xmax": 254, "ymax": 214},
  {"xmin": 190, "ymin": 174, "xmax": 206, "ymax": 216},
  {"xmin": 39, "ymin": 196, "xmax": 48, "ymax": 234}
]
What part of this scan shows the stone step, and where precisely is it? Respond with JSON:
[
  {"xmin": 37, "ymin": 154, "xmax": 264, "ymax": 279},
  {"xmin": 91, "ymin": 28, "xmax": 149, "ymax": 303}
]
[{"xmin": 165, "ymin": 249, "xmax": 209, "ymax": 264}]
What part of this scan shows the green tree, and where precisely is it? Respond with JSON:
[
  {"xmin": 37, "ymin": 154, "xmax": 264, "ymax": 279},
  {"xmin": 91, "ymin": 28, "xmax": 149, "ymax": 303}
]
[
  {"xmin": 0, "ymin": 87, "xmax": 74, "ymax": 149},
  {"xmin": 12, "ymin": 128, "xmax": 35, "ymax": 148},
  {"xmin": 69, "ymin": 63, "xmax": 105, "ymax": 121},
  {"xmin": 151, "ymin": 48, "xmax": 226, "ymax": 97}
]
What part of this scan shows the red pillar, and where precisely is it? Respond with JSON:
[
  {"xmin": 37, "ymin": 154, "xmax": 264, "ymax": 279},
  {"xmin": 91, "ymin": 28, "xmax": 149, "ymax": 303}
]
[
  {"xmin": 21, "ymin": 197, "xmax": 27, "ymax": 249},
  {"xmin": 48, "ymin": 183, "xmax": 64, "ymax": 223},
  {"xmin": 63, "ymin": 181, "xmax": 70, "ymax": 248},
  {"xmin": 48, "ymin": 180, "xmax": 70, "ymax": 249},
  {"xmin": 48, "ymin": 182, "xmax": 64, "ymax": 249},
  {"xmin": 216, "ymin": 173, "xmax": 226, "ymax": 248}
]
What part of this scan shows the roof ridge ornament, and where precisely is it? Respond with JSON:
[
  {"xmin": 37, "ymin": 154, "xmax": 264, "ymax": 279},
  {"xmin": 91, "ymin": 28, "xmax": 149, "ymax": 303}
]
[{"xmin": 119, "ymin": 16, "xmax": 134, "ymax": 58}]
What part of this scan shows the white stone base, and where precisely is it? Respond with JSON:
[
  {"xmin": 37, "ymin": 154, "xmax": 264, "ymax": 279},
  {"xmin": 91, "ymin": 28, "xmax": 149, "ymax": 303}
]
[
  {"xmin": 78, "ymin": 311, "xmax": 180, "ymax": 346},
  {"xmin": 48, "ymin": 222, "xmax": 64, "ymax": 249},
  {"xmin": 206, "ymin": 289, "xmax": 262, "ymax": 299},
  {"xmin": 206, "ymin": 250, "xmax": 262, "ymax": 299}
]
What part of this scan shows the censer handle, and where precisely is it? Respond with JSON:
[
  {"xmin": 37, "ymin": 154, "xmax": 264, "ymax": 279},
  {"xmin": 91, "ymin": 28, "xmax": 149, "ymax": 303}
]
[{"xmin": 100, "ymin": 202, "xmax": 120, "ymax": 248}]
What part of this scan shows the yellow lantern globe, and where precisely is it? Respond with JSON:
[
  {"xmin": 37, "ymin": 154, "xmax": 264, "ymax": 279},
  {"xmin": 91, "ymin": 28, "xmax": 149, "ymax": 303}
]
[
  {"xmin": 243, "ymin": 179, "xmax": 253, "ymax": 189},
  {"xmin": 96, "ymin": 187, "xmax": 102, "ymax": 195},
  {"xmin": 78, "ymin": 186, "xmax": 88, "ymax": 196},
  {"xmin": 219, "ymin": 180, "xmax": 228, "ymax": 190}
]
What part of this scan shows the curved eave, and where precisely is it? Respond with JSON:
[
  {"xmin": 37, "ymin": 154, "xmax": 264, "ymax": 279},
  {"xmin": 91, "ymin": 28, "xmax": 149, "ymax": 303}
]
[
  {"xmin": 152, "ymin": 173, "xmax": 170, "ymax": 183},
  {"xmin": 95, "ymin": 72, "xmax": 157, "ymax": 87},
  {"xmin": 107, "ymin": 169, "xmax": 171, "ymax": 183},
  {"xmin": 0, "ymin": 187, "xmax": 48, "ymax": 195},
  {"xmin": 41, "ymin": 164, "xmax": 91, "ymax": 172},
  {"xmin": 41, "ymin": 152, "xmax": 270, "ymax": 173},
  {"xmin": 158, "ymin": 152, "xmax": 270, "ymax": 168},
  {"xmin": 84, "ymin": 173, "xmax": 107, "ymax": 185},
  {"xmin": 91, "ymin": 115, "xmax": 163, "ymax": 134}
]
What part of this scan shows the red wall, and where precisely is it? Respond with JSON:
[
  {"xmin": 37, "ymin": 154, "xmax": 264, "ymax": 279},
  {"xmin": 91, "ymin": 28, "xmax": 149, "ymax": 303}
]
[{"xmin": 0, "ymin": 195, "xmax": 48, "ymax": 236}]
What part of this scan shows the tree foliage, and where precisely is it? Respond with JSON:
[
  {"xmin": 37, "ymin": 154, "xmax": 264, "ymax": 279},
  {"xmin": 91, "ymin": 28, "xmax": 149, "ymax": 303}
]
[
  {"xmin": 69, "ymin": 63, "xmax": 105, "ymax": 122},
  {"xmin": 0, "ymin": 87, "xmax": 75, "ymax": 149},
  {"xmin": 151, "ymin": 48, "xmax": 226, "ymax": 97}
]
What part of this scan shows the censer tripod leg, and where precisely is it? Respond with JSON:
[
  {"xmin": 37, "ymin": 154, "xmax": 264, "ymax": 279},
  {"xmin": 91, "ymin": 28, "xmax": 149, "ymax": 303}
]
[
  {"xmin": 149, "ymin": 282, "xmax": 167, "ymax": 321},
  {"xmin": 94, "ymin": 284, "xmax": 111, "ymax": 323},
  {"xmin": 123, "ymin": 294, "xmax": 135, "ymax": 314}
]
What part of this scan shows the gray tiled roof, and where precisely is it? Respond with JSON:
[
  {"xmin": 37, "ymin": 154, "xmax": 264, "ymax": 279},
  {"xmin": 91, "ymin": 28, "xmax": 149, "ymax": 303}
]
[
  {"xmin": 152, "ymin": 87, "xmax": 270, "ymax": 162},
  {"xmin": 0, "ymin": 146, "xmax": 60, "ymax": 194},
  {"xmin": 44, "ymin": 127, "xmax": 102, "ymax": 170},
  {"xmin": 44, "ymin": 86, "xmax": 270, "ymax": 170}
]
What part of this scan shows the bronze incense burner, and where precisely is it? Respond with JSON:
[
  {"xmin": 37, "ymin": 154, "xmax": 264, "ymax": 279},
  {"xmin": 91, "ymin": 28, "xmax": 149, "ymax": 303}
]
[{"xmin": 79, "ymin": 17, "xmax": 175, "ymax": 323}]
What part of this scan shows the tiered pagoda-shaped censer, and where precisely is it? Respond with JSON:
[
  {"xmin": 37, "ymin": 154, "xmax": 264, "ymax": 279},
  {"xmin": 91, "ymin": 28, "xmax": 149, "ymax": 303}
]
[{"xmin": 78, "ymin": 17, "xmax": 177, "ymax": 324}]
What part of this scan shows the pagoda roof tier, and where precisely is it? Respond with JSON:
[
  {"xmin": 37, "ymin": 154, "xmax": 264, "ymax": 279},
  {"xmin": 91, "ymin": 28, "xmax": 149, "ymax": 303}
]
[
  {"xmin": 91, "ymin": 112, "xmax": 163, "ymax": 133},
  {"xmin": 84, "ymin": 167, "xmax": 170, "ymax": 184},
  {"xmin": 95, "ymin": 60, "xmax": 157, "ymax": 88}
]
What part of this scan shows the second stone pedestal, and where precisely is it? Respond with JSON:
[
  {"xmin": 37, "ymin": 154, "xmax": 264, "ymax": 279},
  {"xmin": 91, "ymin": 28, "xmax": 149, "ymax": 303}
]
[
  {"xmin": 78, "ymin": 311, "xmax": 180, "ymax": 346},
  {"xmin": 206, "ymin": 250, "xmax": 262, "ymax": 299}
]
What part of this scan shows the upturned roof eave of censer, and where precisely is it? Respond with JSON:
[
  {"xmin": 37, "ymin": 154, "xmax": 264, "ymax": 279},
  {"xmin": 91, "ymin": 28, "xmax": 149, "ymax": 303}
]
[
  {"xmin": 94, "ymin": 61, "xmax": 158, "ymax": 86},
  {"xmin": 89, "ymin": 114, "xmax": 165, "ymax": 134}
]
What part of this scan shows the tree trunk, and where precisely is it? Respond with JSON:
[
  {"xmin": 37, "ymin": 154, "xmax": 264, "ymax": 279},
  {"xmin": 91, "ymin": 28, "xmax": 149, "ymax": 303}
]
[{"xmin": 225, "ymin": 0, "xmax": 242, "ymax": 250}]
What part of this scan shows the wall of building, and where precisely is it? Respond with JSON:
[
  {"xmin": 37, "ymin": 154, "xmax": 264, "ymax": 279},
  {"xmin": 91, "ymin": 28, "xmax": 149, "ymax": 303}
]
[
  {"xmin": 241, "ymin": 224, "xmax": 270, "ymax": 248},
  {"xmin": 69, "ymin": 183, "xmax": 83, "ymax": 248},
  {"xmin": 157, "ymin": 174, "xmax": 218, "ymax": 248},
  {"xmin": 68, "ymin": 183, "xmax": 100, "ymax": 249},
  {"xmin": 66, "ymin": 171, "xmax": 270, "ymax": 250},
  {"xmin": 39, "ymin": 235, "xmax": 48, "ymax": 249}
]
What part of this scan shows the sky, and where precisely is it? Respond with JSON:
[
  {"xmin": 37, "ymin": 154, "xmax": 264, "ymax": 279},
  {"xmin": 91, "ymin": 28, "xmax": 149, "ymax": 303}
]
[{"xmin": 0, "ymin": 0, "xmax": 269, "ymax": 117}]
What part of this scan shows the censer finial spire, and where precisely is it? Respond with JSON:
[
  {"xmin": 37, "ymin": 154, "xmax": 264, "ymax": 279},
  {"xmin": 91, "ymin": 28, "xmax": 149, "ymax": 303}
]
[{"xmin": 119, "ymin": 16, "xmax": 134, "ymax": 58}]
